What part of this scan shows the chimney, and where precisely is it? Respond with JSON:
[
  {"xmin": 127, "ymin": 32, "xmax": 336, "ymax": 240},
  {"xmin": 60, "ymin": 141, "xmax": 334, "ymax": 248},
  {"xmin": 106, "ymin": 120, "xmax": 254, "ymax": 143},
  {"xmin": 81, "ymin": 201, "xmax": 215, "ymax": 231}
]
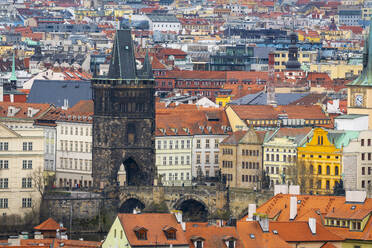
[
  {"xmin": 246, "ymin": 204, "xmax": 256, "ymax": 221},
  {"xmin": 290, "ymin": 196, "xmax": 297, "ymax": 220},
  {"xmin": 258, "ymin": 215, "xmax": 269, "ymax": 232},
  {"xmin": 308, "ymin": 218, "xmax": 316, "ymax": 235}
]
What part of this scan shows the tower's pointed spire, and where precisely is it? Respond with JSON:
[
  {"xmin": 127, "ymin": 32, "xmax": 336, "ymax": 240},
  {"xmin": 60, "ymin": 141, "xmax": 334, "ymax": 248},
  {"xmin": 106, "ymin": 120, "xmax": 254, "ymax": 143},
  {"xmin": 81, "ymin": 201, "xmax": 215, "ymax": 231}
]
[
  {"xmin": 142, "ymin": 50, "xmax": 153, "ymax": 79},
  {"xmin": 348, "ymin": 21, "xmax": 372, "ymax": 86},
  {"xmin": 107, "ymin": 26, "xmax": 137, "ymax": 79},
  {"xmin": 9, "ymin": 50, "xmax": 17, "ymax": 83}
]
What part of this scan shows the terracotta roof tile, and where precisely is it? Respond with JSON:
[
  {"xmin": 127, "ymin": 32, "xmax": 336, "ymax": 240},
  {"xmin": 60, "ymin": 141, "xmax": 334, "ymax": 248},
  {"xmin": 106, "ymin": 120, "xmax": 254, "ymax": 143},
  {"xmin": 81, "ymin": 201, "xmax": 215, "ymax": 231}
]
[
  {"xmin": 185, "ymin": 222, "xmax": 243, "ymax": 248},
  {"xmin": 237, "ymin": 221, "xmax": 291, "ymax": 248},
  {"xmin": 34, "ymin": 218, "xmax": 66, "ymax": 231},
  {"xmin": 118, "ymin": 213, "xmax": 188, "ymax": 246}
]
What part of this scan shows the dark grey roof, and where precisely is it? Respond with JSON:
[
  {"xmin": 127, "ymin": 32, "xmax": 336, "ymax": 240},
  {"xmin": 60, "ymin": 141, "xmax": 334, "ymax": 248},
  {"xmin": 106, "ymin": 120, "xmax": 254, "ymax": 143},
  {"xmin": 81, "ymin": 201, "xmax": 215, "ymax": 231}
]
[
  {"xmin": 108, "ymin": 29, "xmax": 137, "ymax": 79},
  {"xmin": 27, "ymin": 80, "xmax": 92, "ymax": 108},
  {"xmin": 107, "ymin": 28, "xmax": 153, "ymax": 80},
  {"xmin": 231, "ymin": 91, "xmax": 309, "ymax": 105},
  {"xmin": 147, "ymin": 14, "xmax": 180, "ymax": 23}
]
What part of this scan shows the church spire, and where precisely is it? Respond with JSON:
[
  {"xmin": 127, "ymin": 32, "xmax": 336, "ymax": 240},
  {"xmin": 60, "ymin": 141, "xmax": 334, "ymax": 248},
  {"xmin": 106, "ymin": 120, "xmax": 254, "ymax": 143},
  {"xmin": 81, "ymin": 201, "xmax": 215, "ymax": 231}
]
[
  {"xmin": 9, "ymin": 50, "xmax": 17, "ymax": 83},
  {"xmin": 348, "ymin": 22, "xmax": 372, "ymax": 86}
]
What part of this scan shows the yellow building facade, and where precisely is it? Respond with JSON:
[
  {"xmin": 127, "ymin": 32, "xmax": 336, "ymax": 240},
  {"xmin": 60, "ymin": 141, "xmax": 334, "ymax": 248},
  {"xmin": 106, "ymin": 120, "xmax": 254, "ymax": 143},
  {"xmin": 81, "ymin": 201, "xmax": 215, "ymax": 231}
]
[
  {"xmin": 219, "ymin": 129, "xmax": 264, "ymax": 189},
  {"xmin": 215, "ymin": 95, "xmax": 231, "ymax": 107},
  {"xmin": 309, "ymin": 63, "xmax": 362, "ymax": 79},
  {"xmin": 274, "ymin": 50, "xmax": 317, "ymax": 71},
  {"xmin": 297, "ymin": 128, "xmax": 342, "ymax": 195}
]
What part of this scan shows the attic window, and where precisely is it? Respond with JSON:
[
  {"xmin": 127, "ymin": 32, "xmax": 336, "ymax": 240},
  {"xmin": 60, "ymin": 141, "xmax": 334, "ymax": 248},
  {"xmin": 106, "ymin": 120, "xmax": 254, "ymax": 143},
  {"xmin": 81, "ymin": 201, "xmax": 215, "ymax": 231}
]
[
  {"xmin": 351, "ymin": 205, "xmax": 356, "ymax": 210},
  {"xmin": 272, "ymin": 230, "xmax": 278, "ymax": 234},
  {"xmin": 134, "ymin": 228, "xmax": 147, "ymax": 240},
  {"xmin": 297, "ymin": 200, "xmax": 302, "ymax": 204},
  {"xmin": 249, "ymin": 234, "xmax": 255, "ymax": 239},
  {"xmin": 163, "ymin": 227, "xmax": 177, "ymax": 240}
]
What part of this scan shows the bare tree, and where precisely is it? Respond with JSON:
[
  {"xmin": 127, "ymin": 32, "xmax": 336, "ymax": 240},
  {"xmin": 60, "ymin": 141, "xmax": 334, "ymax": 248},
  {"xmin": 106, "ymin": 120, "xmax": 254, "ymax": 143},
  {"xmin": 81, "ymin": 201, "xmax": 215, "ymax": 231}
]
[{"xmin": 286, "ymin": 159, "xmax": 316, "ymax": 194}]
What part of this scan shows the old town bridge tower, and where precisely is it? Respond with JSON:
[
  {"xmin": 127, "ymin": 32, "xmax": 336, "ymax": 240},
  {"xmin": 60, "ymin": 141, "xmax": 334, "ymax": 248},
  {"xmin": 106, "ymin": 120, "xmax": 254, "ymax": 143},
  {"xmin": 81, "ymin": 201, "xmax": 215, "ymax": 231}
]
[{"xmin": 91, "ymin": 28, "xmax": 156, "ymax": 188}]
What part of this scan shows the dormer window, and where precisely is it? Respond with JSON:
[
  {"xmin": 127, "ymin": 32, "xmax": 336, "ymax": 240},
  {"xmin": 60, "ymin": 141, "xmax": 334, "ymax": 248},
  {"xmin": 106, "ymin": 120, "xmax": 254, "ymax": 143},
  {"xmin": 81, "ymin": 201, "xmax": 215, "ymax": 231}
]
[
  {"xmin": 223, "ymin": 236, "xmax": 237, "ymax": 248},
  {"xmin": 133, "ymin": 226, "xmax": 148, "ymax": 240},
  {"xmin": 163, "ymin": 226, "xmax": 177, "ymax": 240},
  {"xmin": 191, "ymin": 236, "xmax": 205, "ymax": 248}
]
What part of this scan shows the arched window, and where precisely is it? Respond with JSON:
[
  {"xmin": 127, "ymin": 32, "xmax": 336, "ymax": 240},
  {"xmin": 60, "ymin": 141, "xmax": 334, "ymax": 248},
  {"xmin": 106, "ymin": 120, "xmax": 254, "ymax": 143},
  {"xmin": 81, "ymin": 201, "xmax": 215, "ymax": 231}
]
[
  {"xmin": 310, "ymin": 165, "xmax": 314, "ymax": 174},
  {"xmin": 335, "ymin": 166, "xmax": 339, "ymax": 176},
  {"xmin": 318, "ymin": 165, "xmax": 322, "ymax": 174},
  {"xmin": 127, "ymin": 123, "xmax": 136, "ymax": 145},
  {"xmin": 326, "ymin": 166, "xmax": 330, "ymax": 175}
]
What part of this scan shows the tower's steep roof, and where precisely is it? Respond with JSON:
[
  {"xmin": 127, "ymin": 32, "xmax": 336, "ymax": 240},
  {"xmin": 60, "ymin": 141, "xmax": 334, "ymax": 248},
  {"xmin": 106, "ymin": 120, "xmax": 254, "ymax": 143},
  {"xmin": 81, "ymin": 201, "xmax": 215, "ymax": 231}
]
[
  {"xmin": 107, "ymin": 29, "xmax": 137, "ymax": 80},
  {"xmin": 348, "ymin": 22, "xmax": 372, "ymax": 87}
]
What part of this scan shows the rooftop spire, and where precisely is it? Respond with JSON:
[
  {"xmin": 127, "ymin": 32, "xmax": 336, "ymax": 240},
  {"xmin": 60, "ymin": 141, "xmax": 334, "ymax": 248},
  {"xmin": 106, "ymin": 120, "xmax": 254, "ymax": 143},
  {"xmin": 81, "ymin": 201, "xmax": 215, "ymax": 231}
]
[
  {"xmin": 142, "ymin": 50, "xmax": 153, "ymax": 79},
  {"xmin": 348, "ymin": 22, "xmax": 372, "ymax": 86},
  {"xmin": 9, "ymin": 50, "xmax": 17, "ymax": 83}
]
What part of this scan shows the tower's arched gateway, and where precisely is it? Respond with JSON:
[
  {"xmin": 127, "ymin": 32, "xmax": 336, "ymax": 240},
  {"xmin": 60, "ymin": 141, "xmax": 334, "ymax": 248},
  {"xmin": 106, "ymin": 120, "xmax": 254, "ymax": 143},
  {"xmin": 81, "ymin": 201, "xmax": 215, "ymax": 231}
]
[{"xmin": 91, "ymin": 27, "xmax": 156, "ymax": 188}]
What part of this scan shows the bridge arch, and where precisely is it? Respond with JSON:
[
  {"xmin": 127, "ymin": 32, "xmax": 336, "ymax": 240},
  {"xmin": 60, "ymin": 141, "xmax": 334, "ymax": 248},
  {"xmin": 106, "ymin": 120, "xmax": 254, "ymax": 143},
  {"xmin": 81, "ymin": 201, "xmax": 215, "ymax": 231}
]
[
  {"xmin": 119, "ymin": 194, "xmax": 147, "ymax": 213},
  {"xmin": 173, "ymin": 195, "xmax": 209, "ymax": 222}
]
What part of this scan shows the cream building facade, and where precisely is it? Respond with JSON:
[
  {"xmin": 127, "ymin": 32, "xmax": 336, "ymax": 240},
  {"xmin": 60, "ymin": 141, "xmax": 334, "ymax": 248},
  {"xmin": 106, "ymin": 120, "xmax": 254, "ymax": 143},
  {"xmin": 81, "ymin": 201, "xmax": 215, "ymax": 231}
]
[
  {"xmin": 0, "ymin": 124, "xmax": 44, "ymax": 218},
  {"xmin": 343, "ymin": 130, "xmax": 372, "ymax": 193},
  {"xmin": 56, "ymin": 117, "xmax": 93, "ymax": 188},
  {"xmin": 156, "ymin": 135, "xmax": 193, "ymax": 186},
  {"xmin": 263, "ymin": 127, "xmax": 312, "ymax": 187}
]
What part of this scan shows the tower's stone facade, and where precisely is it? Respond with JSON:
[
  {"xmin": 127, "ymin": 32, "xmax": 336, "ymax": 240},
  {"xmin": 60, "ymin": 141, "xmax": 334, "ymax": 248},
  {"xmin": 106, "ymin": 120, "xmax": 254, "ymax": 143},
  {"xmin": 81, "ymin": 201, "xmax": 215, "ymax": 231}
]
[{"xmin": 92, "ymin": 28, "xmax": 156, "ymax": 188}]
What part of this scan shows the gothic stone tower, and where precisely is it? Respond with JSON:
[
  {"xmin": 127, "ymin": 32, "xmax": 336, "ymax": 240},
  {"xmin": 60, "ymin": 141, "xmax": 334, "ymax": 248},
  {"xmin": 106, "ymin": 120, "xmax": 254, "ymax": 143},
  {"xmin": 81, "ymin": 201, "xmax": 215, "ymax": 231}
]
[{"xmin": 92, "ymin": 28, "xmax": 156, "ymax": 188}]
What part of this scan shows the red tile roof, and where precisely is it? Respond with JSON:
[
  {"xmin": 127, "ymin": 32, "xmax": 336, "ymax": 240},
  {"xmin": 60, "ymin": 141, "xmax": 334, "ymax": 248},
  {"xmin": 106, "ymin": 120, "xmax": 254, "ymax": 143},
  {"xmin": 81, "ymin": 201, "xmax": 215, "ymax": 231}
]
[
  {"xmin": 244, "ymin": 194, "xmax": 372, "ymax": 241},
  {"xmin": 156, "ymin": 104, "xmax": 231, "ymax": 136},
  {"xmin": 118, "ymin": 213, "xmax": 188, "ymax": 246},
  {"xmin": 20, "ymin": 239, "xmax": 100, "ymax": 248},
  {"xmin": 229, "ymin": 105, "xmax": 329, "ymax": 121},
  {"xmin": 269, "ymin": 221, "xmax": 344, "ymax": 242},
  {"xmin": 0, "ymin": 102, "xmax": 53, "ymax": 120},
  {"xmin": 34, "ymin": 218, "xmax": 66, "ymax": 231},
  {"xmin": 237, "ymin": 221, "xmax": 291, "ymax": 248},
  {"xmin": 185, "ymin": 222, "xmax": 243, "ymax": 248}
]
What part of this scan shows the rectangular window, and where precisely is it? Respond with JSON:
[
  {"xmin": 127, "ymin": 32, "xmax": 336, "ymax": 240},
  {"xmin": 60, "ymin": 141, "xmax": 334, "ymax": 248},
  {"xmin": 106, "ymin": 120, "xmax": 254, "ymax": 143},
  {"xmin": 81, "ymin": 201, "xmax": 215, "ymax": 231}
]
[
  {"xmin": 175, "ymin": 141, "xmax": 179, "ymax": 149},
  {"xmin": 169, "ymin": 140, "xmax": 173, "ymax": 149},
  {"xmin": 162, "ymin": 157, "xmax": 166, "ymax": 165},
  {"xmin": 169, "ymin": 156, "xmax": 173, "ymax": 165},
  {"xmin": 206, "ymin": 139, "xmax": 210, "ymax": 148},
  {"xmin": 186, "ymin": 156, "xmax": 190, "ymax": 165},
  {"xmin": 215, "ymin": 153, "xmax": 219, "ymax": 164},
  {"xmin": 157, "ymin": 140, "xmax": 161, "ymax": 149},
  {"xmin": 205, "ymin": 154, "xmax": 210, "ymax": 164},
  {"xmin": 22, "ymin": 198, "xmax": 32, "ymax": 208},
  {"xmin": 0, "ymin": 160, "xmax": 8, "ymax": 169},
  {"xmin": 196, "ymin": 139, "xmax": 201, "ymax": 149},
  {"xmin": 197, "ymin": 154, "xmax": 201, "ymax": 164},
  {"xmin": 181, "ymin": 140, "xmax": 184, "ymax": 149},
  {"xmin": 4, "ymin": 142, "xmax": 8, "ymax": 151},
  {"xmin": 0, "ymin": 198, "xmax": 8, "ymax": 208},
  {"xmin": 368, "ymin": 139, "xmax": 371, "ymax": 146},
  {"xmin": 362, "ymin": 153, "xmax": 365, "ymax": 160},
  {"xmin": 28, "ymin": 142, "xmax": 32, "ymax": 151},
  {"xmin": 361, "ymin": 139, "xmax": 365, "ymax": 146},
  {"xmin": 214, "ymin": 139, "xmax": 219, "ymax": 148},
  {"xmin": 163, "ymin": 141, "xmax": 167, "ymax": 149},
  {"xmin": 23, "ymin": 142, "xmax": 27, "ymax": 151},
  {"xmin": 0, "ymin": 178, "xmax": 8, "ymax": 188},
  {"xmin": 187, "ymin": 140, "xmax": 191, "ymax": 149}
]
